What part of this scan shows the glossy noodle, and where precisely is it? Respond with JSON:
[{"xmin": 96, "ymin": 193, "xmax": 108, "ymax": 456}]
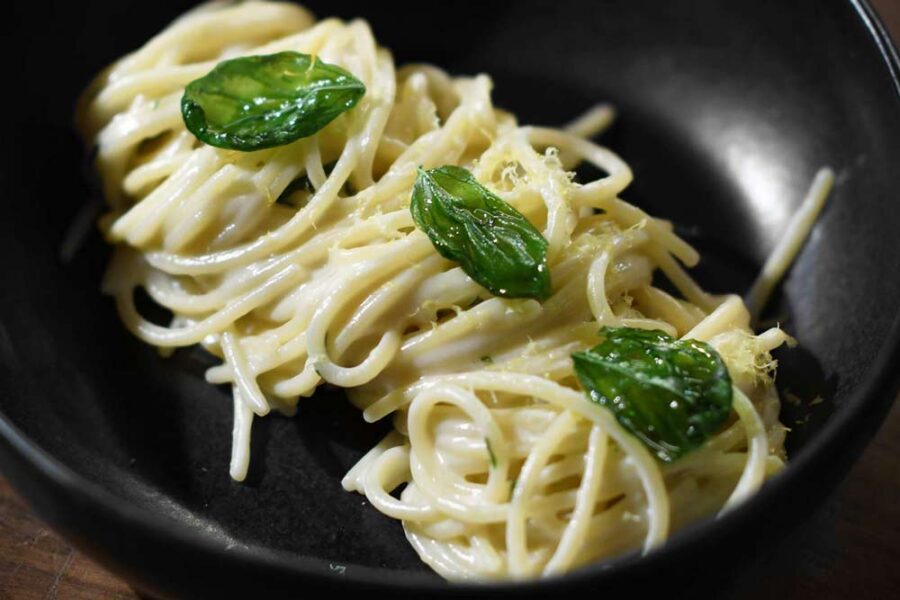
[{"xmin": 77, "ymin": 1, "xmax": 832, "ymax": 580}]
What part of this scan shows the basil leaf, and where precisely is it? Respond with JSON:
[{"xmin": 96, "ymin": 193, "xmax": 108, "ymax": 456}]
[
  {"xmin": 181, "ymin": 51, "xmax": 365, "ymax": 151},
  {"xmin": 572, "ymin": 326, "xmax": 733, "ymax": 462},
  {"xmin": 410, "ymin": 166, "xmax": 550, "ymax": 300}
]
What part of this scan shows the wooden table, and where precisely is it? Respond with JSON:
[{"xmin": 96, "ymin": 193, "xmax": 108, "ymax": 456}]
[{"xmin": 3, "ymin": 2, "xmax": 900, "ymax": 598}]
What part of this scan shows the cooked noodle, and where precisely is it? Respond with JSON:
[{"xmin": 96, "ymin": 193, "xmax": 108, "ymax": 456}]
[{"xmin": 77, "ymin": 1, "xmax": 828, "ymax": 580}]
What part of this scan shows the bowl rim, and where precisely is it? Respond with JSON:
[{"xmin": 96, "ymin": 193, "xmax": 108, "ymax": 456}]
[{"xmin": 1, "ymin": 0, "xmax": 899, "ymax": 595}]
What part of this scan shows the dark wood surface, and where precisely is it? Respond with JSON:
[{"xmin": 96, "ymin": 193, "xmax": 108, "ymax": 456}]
[{"xmin": 2, "ymin": 2, "xmax": 900, "ymax": 598}]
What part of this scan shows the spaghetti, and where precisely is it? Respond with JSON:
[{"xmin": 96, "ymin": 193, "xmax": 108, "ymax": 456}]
[{"xmin": 77, "ymin": 1, "xmax": 829, "ymax": 580}]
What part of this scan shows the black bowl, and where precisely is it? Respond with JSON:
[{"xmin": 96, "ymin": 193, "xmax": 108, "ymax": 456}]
[{"xmin": 1, "ymin": 0, "xmax": 899, "ymax": 597}]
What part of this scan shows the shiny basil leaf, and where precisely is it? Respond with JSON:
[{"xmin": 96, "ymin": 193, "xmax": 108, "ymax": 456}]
[
  {"xmin": 410, "ymin": 166, "xmax": 550, "ymax": 300},
  {"xmin": 572, "ymin": 326, "xmax": 733, "ymax": 462},
  {"xmin": 181, "ymin": 51, "xmax": 365, "ymax": 151}
]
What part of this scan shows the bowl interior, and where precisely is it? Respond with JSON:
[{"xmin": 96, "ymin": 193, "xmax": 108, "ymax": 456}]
[{"xmin": 2, "ymin": 0, "xmax": 900, "ymax": 588}]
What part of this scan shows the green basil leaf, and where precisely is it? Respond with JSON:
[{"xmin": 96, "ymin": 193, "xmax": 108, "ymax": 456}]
[
  {"xmin": 410, "ymin": 166, "xmax": 550, "ymax": 300},
  {"xmin": 181, "ymin": 51, "xmax": 365, "ymax": 151},
  {"xmin": 572, "ymin": 326, "xmax": 733, "ymax": 462}
]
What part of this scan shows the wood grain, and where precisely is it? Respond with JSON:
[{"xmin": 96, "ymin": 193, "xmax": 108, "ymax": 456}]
[
  {"xmin": 1, "ymin": 1, "xmax": 899, "ymax": 598},
  {"xmin": 0, "ymin": 477, "xmax": 136, "ymax": 599}
]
